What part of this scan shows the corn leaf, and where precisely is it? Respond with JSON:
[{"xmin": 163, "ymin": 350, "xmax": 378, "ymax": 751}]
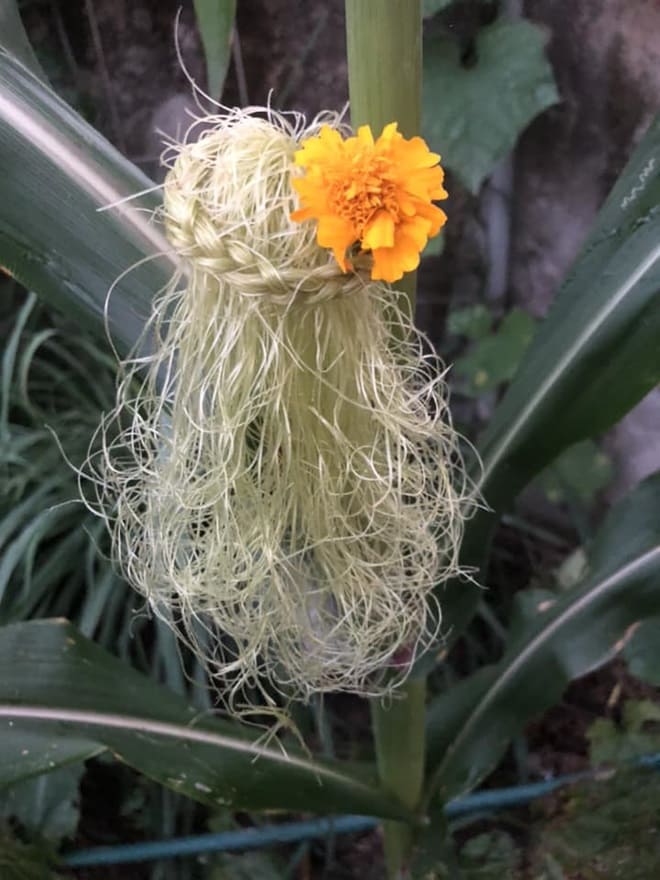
[
  {"xmin": 0, "ymin": 619, "xmax": 412, "ymax": 819},
  {"xmin": 426, "ymin": 473, "xmax": 660, "ymax": 801},
  {"xmin": 436, "ymin": 111, "xmax": 660, "ymax": 647},
  {"xmin": 193, "ymin": 0, "xmax": 236, "ymax": 100},
  {"xmin": 0, "ymin": 51, "xmax": 174, "ymax": 355},
  {"xmin": 0, "ymin": 0, "xmax": 46, "ymax": 81}
]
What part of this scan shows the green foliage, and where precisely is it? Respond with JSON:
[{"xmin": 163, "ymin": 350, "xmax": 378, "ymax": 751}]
[
  {"xmin": 538, "ymin": 440, "xmax": 613, "ymax": 506},
  {"xmin": 423, "ymin": 19, "xmax": 558, "ymax": 192},
  {"xmin": 2, "ymin": 15, "xmax": 660, "ymax": 879},
  {"xmin": 0, "ymin": 619, "xmax": 411, "ymax": 820},
  {"xmin": 446, "ymin": 304, "xmax": 492, "ymax": 340},
  {"xmin": 0, "ymin": 51, "xmax": 172, "ymax": 354},
  {"xmin": 0, "ymin": 0, "xmax": 46, "ymax": 81},
  {"xmin": 0, "ymin": 763, "xmax": 84, "ymax": 842},
  {"xmin": 453, "ymin": 308, "xmax": 536, "ymax": 395},
  {"xmin": 0, "ymin": 292, "xmax": 121, "ymax": 629},
  {"xmin": 210, "ymin": 851, "xmax": 286, "ymax": 880},
  {"xmin": 193, "ymin": 0, "xmax": 237, "ymax": 100},
  {"xmin": 623, "ymin": 617, "xmax": 660, "ymax": 686},
  {"xmin": 423, "ymin": 0, "xmax": 453, "ymax": 17},
  {"xmin": 425, "ymin": 473, "xmax": 660, "ymax": 801},
  {"xmin": 0, "ymin": 830, "xmax": 62, "ymax": 880},
  {"xmin": 588, "ymin": 700, "xmax": 660, "ymax": 764},
  {"xmin": 529, "ymin": 770, "xmax": 660, "ymax": 879},
  {"xmin": 438, "ymin": 106, "xmax": 660, "ymax": 646},
  {"xmin": 456, "ymin": 831, "xmax": 520, "ymax": 878}
]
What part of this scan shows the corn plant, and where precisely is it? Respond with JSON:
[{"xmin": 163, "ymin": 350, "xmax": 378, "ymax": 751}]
[{"xmin": 1, "ymin": 1, "xmax": 660, "ymax": 878}]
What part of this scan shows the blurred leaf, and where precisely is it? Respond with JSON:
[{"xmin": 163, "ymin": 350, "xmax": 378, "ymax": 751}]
[
  {"xmin": 528, "ymin": 769, "xmax": 660, "ymax": 879},
  {"xmin": 433, "ymin": 110, "xmax": 660, "ymax": 649},
  {"xmin": 624, "ymin": 616, "xmax": 660, "ymax": 686},
  {"xmin": 588, "ymin": 700, "xmax": 660, "ymax": 765},
  {"xmin": 1, "ymin": 761, "xmax": 84, "ymax": 842},
  {"xmin": 458, "ymin": 830, "xmax": 521, "ymax": 878},
  {"xmin": 447, "ymin": 304, "xmax": 492, "ymax": 340},
  {"xmin": 193, "ymin": 0, "xmax": 236, "ymax": 101},
  {"xmin": 554, "ymin": 547, "xmax": 588, "ymax": 591},
  {"xmin": 0, "ymin": 727, "xmax": 101, "ymax": 789},
  {"xmin": 0, "ymin": 50, "xmax": 174, "ymax": 355},
  {"xmin": 423, "ymin": 0, "xmax": 453, "ymax": 17},
  {"xmin": 538, "ymin": 440, "xmax": 613, "ymax": 505},
  {"xmin": 0, "ymin": 0, "xmax": 46, "ymax": 81},
  {"xmin": 423, "ymin": 20, "xmax": 558, "ymax": 192},
  {"xmin": 210, "ymin": 851, "xmax": 286, "ymax": 880},
  {"xmin": 426, "ymin": 474, "xmax": 660, "ymax": 801},
  {"xmin": 0, "ymin": 620, "xmax": 411, "ymax": 820},
  {"xmin": 0, "ymin": 830, "xmax": 60, "ymax": 880},
  {"xmin": 423, "ymin": 229, "xmax": 445, "ymax": 258},
  {"xmin": 453, "ymin": 308, "xmax": 536, "ymax": 395}
]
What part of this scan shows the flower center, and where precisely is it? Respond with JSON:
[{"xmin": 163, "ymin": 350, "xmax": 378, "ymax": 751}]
[{"xmin": 328, "ymin": 157, "xmax": 399, "ymax": 237}]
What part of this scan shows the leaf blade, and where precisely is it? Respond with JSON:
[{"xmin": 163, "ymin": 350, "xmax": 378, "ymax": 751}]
[
  {"xmin": 0, "ymin": 51, "xmax": 175, "ymax": 354},
  {"xmin": 0, "ymin": 619, "xmax": 411, "ymax": 820},
  {"xmin": 426, "ymin": 474, "xmax": 660, "ymax": 802}
]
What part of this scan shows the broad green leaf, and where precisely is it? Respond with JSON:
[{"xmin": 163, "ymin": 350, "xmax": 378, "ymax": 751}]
[
  {"xmin": 0, "ymin": 727, "xmax": 102, "ymax": 789},
  {"xmin": 423, "ymin": 21, "xmax": 558, "ymax": 192},
  {"xmin": 193, "ymin": 0, "xmax": 236, "ymax": 101},
  {"xmin": 447, "ymin": 304, "xmax": 492, "ymax": 340},
  {"xmin": 0, "ymin": 620, "xmax": 411, "ymax": 820},
  {"xmin": 453, "ymin": 308, "xmax": 535, "ymax": 395},
  {"xmin": 0, "ymin": 51, "xmax": 175, "ymax": 355},
  {"xmin": 426, "ymin": 474, "xmax": 660, "ymax": 801},
  {"xmin": 1, "ymin": 761, "xmax": 85, "ymax": 841},
  {"xmin": 588, "ymin": 700, "xmax": 660, "ymax": 765},
  {"xmin": 623, "ymin": 616, "xmax": 660, "ymax": 686},
  {"xmin": 537, "ymin": 440, "xmax": 613, "ymax": 506},
  {"xmin": 0, "ymin": 0, "xmax": 46, "ymax": 81},
  {"xmin": 423, "ymin": 0, "xmax": 453, "ymax": 18},
  {"xmin": 527, "ymin": 769, "xmax": 660, "ymax": 877},
  {"xmin": 0, "ymin": 831, "xmax": 61, "ymax": 880},
  {"xmin": 435, "ymin": 111, "xmax": 660, "ymax": 648},
  {"xmin": 479, "ymin": 113, "xmax": 660, "ymax": 511}
]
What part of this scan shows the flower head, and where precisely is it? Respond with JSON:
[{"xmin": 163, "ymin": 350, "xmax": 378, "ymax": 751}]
[{"xmin": 291, "ymin": 122, "xmax": 447, "ymax": 283}]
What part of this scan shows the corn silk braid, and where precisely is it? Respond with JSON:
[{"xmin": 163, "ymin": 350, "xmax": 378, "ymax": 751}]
[{"xmin": 83, "ymin": 107, "xmax": 472, "ymax": 708}]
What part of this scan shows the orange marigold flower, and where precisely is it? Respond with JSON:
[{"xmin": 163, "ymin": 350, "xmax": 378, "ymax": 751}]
[{"xmin": 290, "ymin": 122, "xmax": 447, "ymax": 283}]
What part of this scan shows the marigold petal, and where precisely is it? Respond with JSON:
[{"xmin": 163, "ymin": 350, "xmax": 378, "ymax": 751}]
[
  {"xmin": 357, "ymin": 125, "xmax": 375, "ymax": 147},
  {"xmin": 392, "ymin": 135, "xmax": 441, "ymax": 170},
  {"xmin": 398, "ymin": 214, "xmax": 433, "ymax": 250},
  {"xmin": 380, "ymin": 122, "xmax": 399, "ymax": 141},
  {"xmin": 295, "ymin": 125, "xmax": 344, "ymax": 166},
  {"xmin": 413, "ymin": 201, "xmax": 448, "ymax": 237},
  {"xmin": 371, "ymin": 235, "xmax": 422, "ymax": 283},
  {"xmin": 317, "ymin": 214, "xmax": 357, "ymax": 272},
  {"xmin": 362, "ymin": 209, "xmax": 396, "ymax": 250}
]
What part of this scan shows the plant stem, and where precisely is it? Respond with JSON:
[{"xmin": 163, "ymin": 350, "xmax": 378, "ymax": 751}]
[
  {"xmin": 371, "ymin": 680, "xmax": 427, "ymax": 878},
  {"xmin": 345, "ymin": 5, "xmax": 427, "ymax": 875}
]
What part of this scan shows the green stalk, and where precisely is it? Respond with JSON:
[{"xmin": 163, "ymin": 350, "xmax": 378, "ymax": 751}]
[
  {"xmin": 345, "ymin": 0, "xmax": 422, "ymax": 318},
  {"xmin": 345, "ymin": 3, "xmax": 426, "ymax": 877},
  {"xmin": 371, "ymin": 679, "xmax": 427, "ymax": 877}
]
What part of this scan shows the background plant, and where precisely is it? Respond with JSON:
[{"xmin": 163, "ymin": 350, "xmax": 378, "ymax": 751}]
[{"xmin": 1, "ymin": 0, "xmax": 660, "ymax": 878}]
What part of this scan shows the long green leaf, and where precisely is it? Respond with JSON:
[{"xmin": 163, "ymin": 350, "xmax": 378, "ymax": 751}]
[
  {"xmin": 437, "ymin": 112, "xmax": 660, "ymax": 644},
  {"xmin": 0, "ymin": 727, "xmax": 102, "ymax": 789},
  {"xmin": 0, "ymin": 619, "xmax": 412, "ymax": 820},
  {"xmin": 0, "ymin": 0, "xmax": 46, "ymax": 81},
  {"xmin": 193, "ymin": 0, "xmax": 236, "ymax": 101},
  {"xmin": 0, "ymin": 51, "xmax": 174, "ymax": 354},
  {"xmin": 425, "ymin": 473, "xmax": 660, "ymax": 803}
]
